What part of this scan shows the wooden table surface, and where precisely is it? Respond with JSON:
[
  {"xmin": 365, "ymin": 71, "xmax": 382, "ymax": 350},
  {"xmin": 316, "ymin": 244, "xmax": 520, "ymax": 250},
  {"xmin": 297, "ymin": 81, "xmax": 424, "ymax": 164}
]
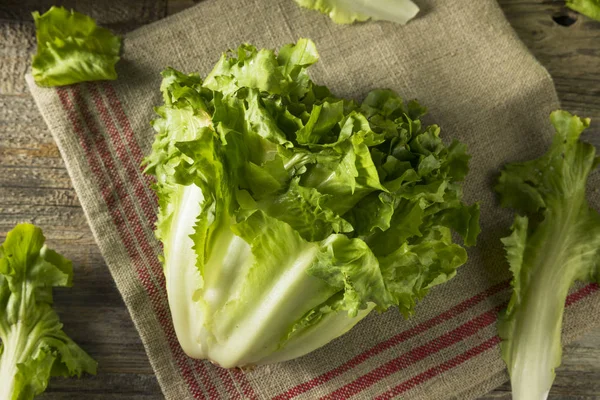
[{"xmin": 1, "ymin": 0, "xmax": 599, "ymax": 398}]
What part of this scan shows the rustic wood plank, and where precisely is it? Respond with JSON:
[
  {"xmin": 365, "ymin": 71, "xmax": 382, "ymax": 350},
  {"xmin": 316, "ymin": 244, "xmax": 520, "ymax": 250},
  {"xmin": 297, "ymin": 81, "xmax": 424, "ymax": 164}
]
[
  {"xmin": 0, "ymin": 22, "xmax": 36, "ymax": 94},
  {"xmin": 1, "ymin": 0, "xmax": 600, "ymax": 399},
  {"xmin": 41, "ymin": 373, "xmax": 162, "ymax": 399},
  {"xmin": 498, "ymin": 0, "xmax": 600, "ymax": 147},
  {"xmin": 0, "ymin": 0, "xmax": 168, "ymax": 32}
]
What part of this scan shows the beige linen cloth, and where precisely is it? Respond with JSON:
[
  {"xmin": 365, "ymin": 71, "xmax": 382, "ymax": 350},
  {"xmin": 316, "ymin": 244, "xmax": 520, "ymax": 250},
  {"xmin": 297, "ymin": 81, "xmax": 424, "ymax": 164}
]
[{"xmin": 27, "ymin": 0, "xmax": 600, "ymax": 398}]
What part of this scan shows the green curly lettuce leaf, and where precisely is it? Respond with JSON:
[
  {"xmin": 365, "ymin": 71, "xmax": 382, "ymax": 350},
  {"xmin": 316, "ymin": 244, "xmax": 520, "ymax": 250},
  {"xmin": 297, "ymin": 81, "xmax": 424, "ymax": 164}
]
[
  {"xmin": 0, "ymin": 224, "xmax": 97, "ymax": 400},
  {"xmin": 32, "ymin": 6, "xmax": 121, "ymax": 87},
  {"xmin": 496, "ymin": 111, "xmax": 600, "ymax": 400}
]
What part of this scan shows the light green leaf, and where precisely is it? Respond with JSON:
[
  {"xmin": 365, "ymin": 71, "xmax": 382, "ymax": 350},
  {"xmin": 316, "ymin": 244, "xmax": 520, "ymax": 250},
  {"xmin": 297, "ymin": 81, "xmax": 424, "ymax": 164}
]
[
  {"xmin": 301, "ymin": 134, "xmax": 386, "ymax": 215},
  {"xmin": 365, "ymin": 199, "xmax": 425, "ymax": 256},
  {"xmin": 294, "ymin": 0, "xmax": 419, "ymax": 25},
  {"xmin": 277, "ymin": 38, "xmax": 320, "ymax": 76},
  {"xmin": 0, "ymin": 224, "xmax": 97, "ymax": 400},
  {"xmin": 496, "ymin": 110, "xmax": 600, "ymax": 400},
  {"xmin": 244, "ymin": 90, "xmax": 293, "ymax": 148},
  {"xmin": 345, "ymin": 192, "xmax": 395, "ymax": 236},
  {"xmin": 32, "ymin": 6, "xmax": 121, "ymax": 87},
  {"xmin": 566, "ymin": 0, "xmax": 600, "ymax": 21}
]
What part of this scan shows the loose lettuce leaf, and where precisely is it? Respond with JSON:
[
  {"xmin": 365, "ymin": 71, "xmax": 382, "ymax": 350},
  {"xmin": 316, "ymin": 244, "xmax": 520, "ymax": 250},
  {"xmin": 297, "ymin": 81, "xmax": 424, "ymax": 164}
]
[
  {"xmin": 0, "ymin": 224, "xmax": 97, "ymax": 400},
  {"xmin": 32, "ymin": 6, "xmax": 121, "ymax": 87},
  {"xmin": 566, "ymin": 0, "xmax": 600, "ymax": 21},
  {"xmin": 144, "ymin": 39, "xmax": 478, "ymax": 368},
  {"xmin": 294, "ymin": 0, "xmax": 419, "ymax": 25},
  {"xmin": 496, "ymin": 111, "xmax": 600, "ymax": 400}
]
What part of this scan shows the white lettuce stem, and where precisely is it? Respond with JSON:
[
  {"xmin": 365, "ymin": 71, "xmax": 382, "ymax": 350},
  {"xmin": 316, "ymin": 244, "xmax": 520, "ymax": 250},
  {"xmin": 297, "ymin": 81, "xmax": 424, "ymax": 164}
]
[
  {"xmin": 165, "ymin": 184, "xmax": 339, "ymax": 367},
  {"xmin": 0, "ymin": 329, "xmax": 20, "ymax": 400},
  {"xmin": 0, "ymin": 322, "xmax": 35, "ymax": 399},
  {"xmin": 202, "ymin": 228, "xmax": 253, "ymax": 311},
  {"xmin": 207, "ymin": 246, "xmax": 324, "ymax": 366},
  {"xmin": 508, "ymin": 205, "xmax": 580, "ymax": 400},
  {"xmin": 508, "ymin": 275, "xmax": 570, "ymax": 400},
  {"xmin": 336, "ymin": 0, "xmax": 419, "ymax": 24},
  {"xmin": 165, "ymin": 184, "xmax": 207, "ymax": 358},
  {"xmin": 260, "ymin": 303, "xmax": 374, "ymax": 365},
  {"xmin": 0, "ymin": 272, "xmax": 40, "ymax": 399}
]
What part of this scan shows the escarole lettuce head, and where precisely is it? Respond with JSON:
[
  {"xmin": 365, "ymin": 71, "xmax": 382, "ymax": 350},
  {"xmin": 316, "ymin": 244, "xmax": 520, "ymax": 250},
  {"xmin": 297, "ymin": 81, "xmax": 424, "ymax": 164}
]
[
  {"xmin": 0, "ymin": 224, "xmax": 97, "ymax": 400},
  {"xmin": 496, "ymin": 111, "xmax": 600, "ymax": 400},
  {"xmin": 144, "ymin": 38, "xmax": 479, "ymax": 368}
]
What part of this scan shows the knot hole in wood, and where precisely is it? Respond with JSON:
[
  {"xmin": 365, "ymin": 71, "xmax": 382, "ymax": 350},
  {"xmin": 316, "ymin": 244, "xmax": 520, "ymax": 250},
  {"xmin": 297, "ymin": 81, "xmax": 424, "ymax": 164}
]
[{"xmin": 552, "ymin": 10, "xmax": 578, "ymax": 27}]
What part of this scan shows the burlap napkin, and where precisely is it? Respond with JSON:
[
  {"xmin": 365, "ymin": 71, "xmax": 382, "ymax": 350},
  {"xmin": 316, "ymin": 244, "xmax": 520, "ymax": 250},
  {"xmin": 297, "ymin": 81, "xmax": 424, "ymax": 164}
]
[{"xmin": 27, "ymin": 0, "xmax": 600, "ymax": 398}]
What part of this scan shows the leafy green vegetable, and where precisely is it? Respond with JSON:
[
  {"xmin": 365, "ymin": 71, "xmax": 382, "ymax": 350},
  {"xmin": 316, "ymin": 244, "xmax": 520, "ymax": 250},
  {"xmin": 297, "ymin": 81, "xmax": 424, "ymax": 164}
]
[
  {"xmin": 294, "ymin": 0, "xmax": 419, "ymax": 25},
  {"xmin": 566, "ymin": 0, "xmax": 600, "ymax": 21},
  {"xmin": 144, "ymin": 38, "xmax": 478, "ymax": 367},
  {"xmin": 0, "ymin": 224, "xmax": 97, "ymax": 400},
  {"xmin": 496, "ymin": 111, "xmax": 600, "ymax": 400},
  {"xmin": 32, "ymin": 6, "xmax": 121, "ymax": 87}
]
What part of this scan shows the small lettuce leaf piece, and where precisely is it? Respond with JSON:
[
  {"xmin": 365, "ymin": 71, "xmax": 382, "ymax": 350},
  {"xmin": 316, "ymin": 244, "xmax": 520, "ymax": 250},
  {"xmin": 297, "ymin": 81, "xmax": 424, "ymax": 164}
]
[
  {"xmin": 496, "ymin": 111, "xmax": 600, "ymax": 400},
  {"xmin": 566, "ymin": 0, "xmax": 600, "ymax": 21},
  {"xmin": 0, "ymin": 224, "xmax": 97, "ymax": 400},
  {"xmin": 294, "ymin": 0, "xmax": 419, "ymax": 25},
  {"xmin": 32, "ymin": 6, "xmax": 121, "ymax": 87}
]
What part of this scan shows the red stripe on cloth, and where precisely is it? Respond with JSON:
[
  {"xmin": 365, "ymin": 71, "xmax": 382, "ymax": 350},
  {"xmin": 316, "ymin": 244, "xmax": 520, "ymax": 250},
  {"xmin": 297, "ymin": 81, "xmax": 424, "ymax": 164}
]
[
  {"xmin": 102, "ymin": 82, "xmax": 155, "ymax": 187},
  {"xmin": 57, "ymin": 87, "xmax": 215, "ymax": 399},
  {"xmin": 374, "ymin": 336, "xmax": 502, "ymax": 400},
  {"xmin": 86, "ymin": 82, "xmax": 169, "ymax": 299},
  {"xmin": 207, "ymin": 361, "xmax": 240, "ymax": 400},
  {"xmin": 101, "ymin": 81, "xmax": 257, "ymax": 400},
  {"xmin": 82, "ymin": 85, "xmax": 226, "ymax": 399},
  {"xmin": 232, "ymin": 368, "xmax": 258, "ymax": 400},
  {"xmin": 373, "ymin": 283, "xmax": 599, "ymax": 400},
  {"xmin": 273, "ymin": 280, "xmax": 510, "ymax": 400},
  {"xmin": 320, "ymin": 305, "xmax": 504, "ymax": 400},
  {"xmin": 81, "ymin": 83, "xmax": 229, "ymax": 398},
  {"xmin": 87, "ymin": 83, "xmax": 157, "ymax": 224},
  {"xmin": 566, "ymin": 283, "xmax": 599, "ymax": 306},
  {"xmin": 70, "ymin": 85, "xmax": 164, "ymax": 294}
]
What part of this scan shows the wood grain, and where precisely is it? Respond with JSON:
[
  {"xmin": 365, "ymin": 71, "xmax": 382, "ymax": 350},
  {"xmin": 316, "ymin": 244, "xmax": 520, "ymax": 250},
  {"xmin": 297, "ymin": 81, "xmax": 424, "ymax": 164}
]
[
  {"xmin": 0, "ymin": 1, "xmax": 165, "ymax": 397},
  {"xmin": 499, "ymin": 0, "xmax": 600, "ymax": 148},
  {"xmin": 0, "ymin": 1, "xmax": 599, "ymax": 399},
  {"xmin": 0, "ymin": 0, "xmax": 168, "ymax": 32}
]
